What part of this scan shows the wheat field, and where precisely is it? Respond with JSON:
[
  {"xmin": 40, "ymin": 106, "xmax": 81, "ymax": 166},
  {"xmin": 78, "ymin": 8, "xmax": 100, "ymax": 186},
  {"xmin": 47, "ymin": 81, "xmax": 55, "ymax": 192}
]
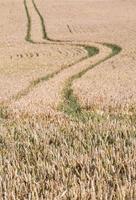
[{"xmin": 0, "ymin": 0, "xmax": 136, "ymax": 199}]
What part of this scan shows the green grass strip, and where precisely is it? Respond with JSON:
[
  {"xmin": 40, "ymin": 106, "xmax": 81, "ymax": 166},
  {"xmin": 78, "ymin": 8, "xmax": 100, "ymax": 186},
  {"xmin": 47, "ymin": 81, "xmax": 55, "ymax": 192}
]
[
  {"xmin": 60, "ymin": 43, "xmax": 122, "ymax": 121},
  {"xmin": 24, "ymin": 0, "xmax": 34, "ymax": 43},
  {"xmin": 32, "ymin": 0, "xmax": 48, "ymax": 40}
]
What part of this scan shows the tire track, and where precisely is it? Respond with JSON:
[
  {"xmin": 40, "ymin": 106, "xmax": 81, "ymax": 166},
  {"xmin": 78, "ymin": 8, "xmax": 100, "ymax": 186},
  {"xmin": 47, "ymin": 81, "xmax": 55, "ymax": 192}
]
[
  {"xmin": 12, "ymin": 47, "xmax": 98, "ymax": 101},
  {"xmin": 60, "ymin": 44, "xmax": 122, "ymax": 120},
  {"xmin": 11, "ymin": 0, "xmax": 122, "ymax": 116},
  {"xmin": 11, "ymin": 0, "xmax": 99, "ymax": 101}
]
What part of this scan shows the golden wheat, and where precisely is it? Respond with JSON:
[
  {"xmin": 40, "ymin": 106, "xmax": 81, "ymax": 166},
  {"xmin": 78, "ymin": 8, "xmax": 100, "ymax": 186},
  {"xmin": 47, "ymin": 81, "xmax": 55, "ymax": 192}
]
[{"xmin": 0, "ymin": 0, "xmax": 136, "ymax": 199}]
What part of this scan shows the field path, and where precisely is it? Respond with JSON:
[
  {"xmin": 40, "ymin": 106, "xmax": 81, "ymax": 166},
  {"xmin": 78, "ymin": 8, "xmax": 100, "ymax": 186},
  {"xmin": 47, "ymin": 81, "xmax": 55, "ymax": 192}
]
[
  {"xmin": 10, "ymin": 0, "xmax": 121, "ymax": 115},
  {"xmin": 12, "ymin": 43, "xmax": 112, "ymax": 113}
]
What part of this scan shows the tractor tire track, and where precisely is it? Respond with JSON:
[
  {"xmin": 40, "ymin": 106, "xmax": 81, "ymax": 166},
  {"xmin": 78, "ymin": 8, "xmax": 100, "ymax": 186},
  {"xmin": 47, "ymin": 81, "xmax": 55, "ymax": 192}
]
[
  {"xmin": 11, "ymin": 0, "xmax": 99, "ymax": 101},
  {"xmin": 10, "ymin": 0, "xmax": 122, "ymax": 116}
]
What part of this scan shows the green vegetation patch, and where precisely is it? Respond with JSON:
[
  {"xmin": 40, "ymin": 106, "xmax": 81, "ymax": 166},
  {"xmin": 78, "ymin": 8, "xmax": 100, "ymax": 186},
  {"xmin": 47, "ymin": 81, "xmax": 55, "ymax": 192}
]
[{"xmin": 60, "ymin": 43, "xmax": 122, "ymax": 121}]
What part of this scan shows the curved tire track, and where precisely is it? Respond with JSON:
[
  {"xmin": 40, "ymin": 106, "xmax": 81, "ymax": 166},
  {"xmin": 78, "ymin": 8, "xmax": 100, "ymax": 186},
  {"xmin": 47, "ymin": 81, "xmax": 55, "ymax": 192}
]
[
  {"xmin": 11, "ymin": 0, "xmax": 122, "ymax": 116},
  {"xmin": 11, "ymin": 0, "xmax": 99, "ymax": 100}
]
